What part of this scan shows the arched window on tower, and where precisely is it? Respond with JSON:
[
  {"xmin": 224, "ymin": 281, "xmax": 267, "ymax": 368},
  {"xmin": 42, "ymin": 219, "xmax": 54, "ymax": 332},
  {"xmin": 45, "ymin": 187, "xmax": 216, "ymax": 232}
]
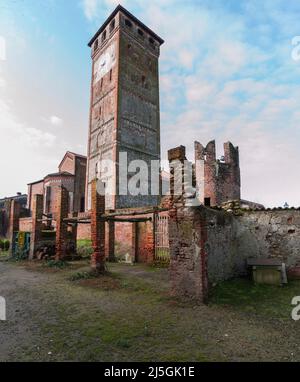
[
  {"xmin": 102, "ymin": 30, "xmax": 107, "ymax": 43},
  {"xmin": 110, "ymin": 19, "xmax": 115, "ymax": 33}
]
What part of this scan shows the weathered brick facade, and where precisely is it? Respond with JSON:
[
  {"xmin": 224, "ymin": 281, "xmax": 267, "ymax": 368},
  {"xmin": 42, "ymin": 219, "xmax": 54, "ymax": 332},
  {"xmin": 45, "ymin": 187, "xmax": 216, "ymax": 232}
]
[
  {"xmin": 55, "ymin": 187, "xmax": 69, "ymax": 261},
  {"xmin": 27, "ymin": 151, "xmax": 87, "ymax": 217},
  {"xmin": 90, "ymin": 180, "xmax": 106, "ymax": 272},
  {"xmin": 86, "ymin": 5, "xmax": 164, "ymax": 211},
  {"xmin": 29, "ymin": 194, "xmax": 43, "ymax": 260},
  {"xmin": 168, "ymin": 146, "xmax": 208, "ymax": 303}
]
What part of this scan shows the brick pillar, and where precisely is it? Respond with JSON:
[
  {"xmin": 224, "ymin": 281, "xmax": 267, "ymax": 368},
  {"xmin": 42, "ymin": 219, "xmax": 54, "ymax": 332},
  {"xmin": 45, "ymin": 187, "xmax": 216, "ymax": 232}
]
[
  {"xmin": 146, "ymin": 217, "xmax": 155, "ymax": 264},
  {"xmin": 107, "ymin": 220, "xmax": 116, "ymax": 262},
  {"xmin": 168, "ymin": 146, "xmax": 186, "ymax": 203},
  {"xmin": 8, "ymin": 200, "xmax": 21, "ymax": 257},
  {"xmin": 29, "ymin": 194, "xmax": 43, "ymax": 260},
  {"xmin": 90, "ymin": 179, "xmax": 106, "ymax": 273},
  {"xmin": 55, "ymin": 187, "xmax": 69, "ymax": 261},
  {"xmin": 70, "ymin": 212, "xmax": 78, "ymax": 256},
  {"xmin": 168, "ymin": 146, "xmax": 208, "ymax": 304},
  {"xmin": 130, "ymin": 222, "xmax": 138, "ymax": 263}
]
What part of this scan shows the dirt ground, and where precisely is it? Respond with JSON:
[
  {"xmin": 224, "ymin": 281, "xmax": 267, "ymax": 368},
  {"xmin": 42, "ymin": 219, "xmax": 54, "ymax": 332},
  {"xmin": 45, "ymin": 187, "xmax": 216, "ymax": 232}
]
[{"xmin": 0, "ymin": 258, "xmax": 299, "ymax": 362}]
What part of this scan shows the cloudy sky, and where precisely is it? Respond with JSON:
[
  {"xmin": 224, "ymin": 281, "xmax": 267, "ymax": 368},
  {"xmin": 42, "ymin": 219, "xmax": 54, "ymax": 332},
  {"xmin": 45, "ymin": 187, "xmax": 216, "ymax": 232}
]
[{"xmin": 1, "ymin": 0, "xmax": 300, "ymax": 207}]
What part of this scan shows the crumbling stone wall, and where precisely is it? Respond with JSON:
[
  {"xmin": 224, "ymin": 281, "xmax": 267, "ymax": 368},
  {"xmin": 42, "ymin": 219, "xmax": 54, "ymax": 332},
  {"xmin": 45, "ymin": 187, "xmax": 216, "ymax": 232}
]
[
  {"xmin": 236, "ymin": 210, "xmax": 300, "ymax": 268},
  {"xmin": 205, "ymin": 208, "xmax": 300, "ymax": 284},
  {"xmin": 168, "ymin": 144, "xmax": 300, "ymax": 303}
]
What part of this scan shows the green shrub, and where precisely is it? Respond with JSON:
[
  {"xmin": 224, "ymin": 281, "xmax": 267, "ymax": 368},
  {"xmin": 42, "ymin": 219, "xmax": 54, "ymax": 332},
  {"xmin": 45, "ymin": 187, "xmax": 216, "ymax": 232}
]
[
  {"xmin": 69, "ymin": 271, "xmax": 98, "ymax": 282},
  {"xmin": 0, "ymin": 240, "xmax": 10, "ymax": 251},
  {"xmin": 3, "ymin": 240, "xmax": 10, "ymax": 251},
  {"xmin": 45, "ymin": 260, "xmax": 69, "ymax": 269},
  {"xmin": 77, "ymin": 240, "xmax": 93, "ymax": 259}
]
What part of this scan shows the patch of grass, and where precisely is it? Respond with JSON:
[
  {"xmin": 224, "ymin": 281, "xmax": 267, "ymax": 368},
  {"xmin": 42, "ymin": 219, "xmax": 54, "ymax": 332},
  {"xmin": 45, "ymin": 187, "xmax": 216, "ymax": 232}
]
[
  {"xmin": 210, "ymin": 277, "xmax": 300, "ymax": 320},
  {"xmin": 69, "ymin": 270, "xmax": 99, "ymax": 281},
  {"xmin": 45, "ymin": 260, "xmax": 70, "ymax": 269}
]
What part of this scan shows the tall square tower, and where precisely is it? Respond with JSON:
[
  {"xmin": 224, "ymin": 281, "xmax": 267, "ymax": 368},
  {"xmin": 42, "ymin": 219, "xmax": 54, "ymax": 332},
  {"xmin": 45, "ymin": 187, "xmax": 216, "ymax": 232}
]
[{"xmin": 86, "ymin": 5, "xmax": 164, "ymax": 210}]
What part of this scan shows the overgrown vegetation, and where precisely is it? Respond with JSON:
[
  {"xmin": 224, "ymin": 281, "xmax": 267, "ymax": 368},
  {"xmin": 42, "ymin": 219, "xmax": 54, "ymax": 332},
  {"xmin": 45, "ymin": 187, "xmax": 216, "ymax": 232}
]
[{"xmin": 77, "ymin": 239, "xmax": 93, "ymax": 259}]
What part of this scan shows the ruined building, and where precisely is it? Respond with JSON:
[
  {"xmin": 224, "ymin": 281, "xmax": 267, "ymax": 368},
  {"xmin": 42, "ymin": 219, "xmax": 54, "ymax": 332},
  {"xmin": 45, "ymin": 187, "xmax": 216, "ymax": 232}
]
[
  {"xmin": 86, "ymin": 5, "xmax": 163, "ymax": 210},
  {"xmin": 194, "ymin": 140, "xmax": 241, "ymax": 206},
  {"xmin": 27, "ymin": 151, "xmax": 87, "ymax": 217},
  {"xmin": 5, "ymin": 5, "xmax": 300, "ymax": 304}
]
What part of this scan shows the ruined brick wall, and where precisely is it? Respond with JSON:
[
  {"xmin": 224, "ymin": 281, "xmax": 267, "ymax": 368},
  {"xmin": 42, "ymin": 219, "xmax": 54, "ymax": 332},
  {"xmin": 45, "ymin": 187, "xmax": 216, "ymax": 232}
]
[
  {"xmin": 195, "ymin": 141, "xmax": 241, "ymax": 206},
  {"xmin": 44, "ymin": 175, "xmax": 75, "ymax": 217}
]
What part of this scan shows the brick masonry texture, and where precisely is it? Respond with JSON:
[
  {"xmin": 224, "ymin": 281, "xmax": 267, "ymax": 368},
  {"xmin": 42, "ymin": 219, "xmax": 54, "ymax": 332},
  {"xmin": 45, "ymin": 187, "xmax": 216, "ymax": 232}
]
[
  {"xmin": 195, "ymin": 140, "xmax": 241, "ymax": 206},
  {"xmin": 29, "ymin": 194, "xmax": 43, "ymax": 260},
  {"xmin": 86, "ymin": 8, "xmax": 163, "ymax": 211},
  {"xmin": 90, "ymin": 180, "xmax": 106, "ymax": 272},
  {"xmin": 55, "ymin": 187, "xmax": 70, "ymax": 261}
]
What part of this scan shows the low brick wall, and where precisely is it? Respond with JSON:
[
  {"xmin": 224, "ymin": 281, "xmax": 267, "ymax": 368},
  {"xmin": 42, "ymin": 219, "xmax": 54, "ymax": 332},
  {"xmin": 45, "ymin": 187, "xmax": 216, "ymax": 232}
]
[{"xmin": 170, "ymin": 205, "xmax": 300, "ymax": 303}]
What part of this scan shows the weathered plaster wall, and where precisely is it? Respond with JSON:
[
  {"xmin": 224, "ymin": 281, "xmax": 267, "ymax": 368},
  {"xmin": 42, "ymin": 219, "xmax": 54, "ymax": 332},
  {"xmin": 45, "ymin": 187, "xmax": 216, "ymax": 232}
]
[
  {"xmin": 236, "ymin": 210, "xmax": 300, "ymax": 268},
  {"xmin": 206, "ymin": 209, "xmax": 300, "ymax": 284}
]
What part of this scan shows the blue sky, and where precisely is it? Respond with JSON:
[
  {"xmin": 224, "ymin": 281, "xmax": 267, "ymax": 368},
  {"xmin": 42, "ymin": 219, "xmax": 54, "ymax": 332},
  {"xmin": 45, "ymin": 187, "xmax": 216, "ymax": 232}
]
[{"xmin": 1, "ymin": 0, "xmax": 300, "ymax": 206}]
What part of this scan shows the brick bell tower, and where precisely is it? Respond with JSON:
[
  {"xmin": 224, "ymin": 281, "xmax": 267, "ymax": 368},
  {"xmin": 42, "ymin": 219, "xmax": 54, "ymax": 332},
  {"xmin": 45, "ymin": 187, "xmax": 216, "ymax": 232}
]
[{"xmin": 86, "ymin": 5, "xmax": 164, "ymax": 211}]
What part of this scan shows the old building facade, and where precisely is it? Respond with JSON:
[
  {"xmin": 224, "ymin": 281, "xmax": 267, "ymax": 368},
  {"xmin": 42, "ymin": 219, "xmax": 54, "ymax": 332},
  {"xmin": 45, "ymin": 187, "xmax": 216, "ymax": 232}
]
[{"xmin": 27, "ymin": 151, "xmax": 87, "ymax": 217}]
